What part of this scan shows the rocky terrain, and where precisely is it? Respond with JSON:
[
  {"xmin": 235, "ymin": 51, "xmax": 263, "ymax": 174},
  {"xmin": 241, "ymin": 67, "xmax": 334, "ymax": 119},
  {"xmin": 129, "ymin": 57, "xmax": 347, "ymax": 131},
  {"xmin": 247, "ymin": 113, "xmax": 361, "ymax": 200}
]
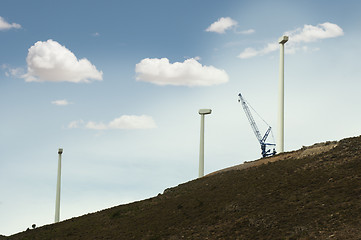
[{"xmin": 7, "ymin": 135, "xmax": 361, "ymax": 239}]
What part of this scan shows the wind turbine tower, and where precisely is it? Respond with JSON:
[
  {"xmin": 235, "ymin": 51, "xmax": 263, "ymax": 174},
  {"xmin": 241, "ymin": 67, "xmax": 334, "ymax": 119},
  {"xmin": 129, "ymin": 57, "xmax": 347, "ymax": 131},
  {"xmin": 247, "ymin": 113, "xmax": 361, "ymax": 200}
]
[
  {"xmin": 277, "ymin": 35, "xmax": 288, "ymax": 153},
  {"xmin": 198, "ymin": 109, "xmax": 212, "ymax": 178},
  {"xmin": 55, "ymin": 148, "xmax": 63, "ymax": 223}
]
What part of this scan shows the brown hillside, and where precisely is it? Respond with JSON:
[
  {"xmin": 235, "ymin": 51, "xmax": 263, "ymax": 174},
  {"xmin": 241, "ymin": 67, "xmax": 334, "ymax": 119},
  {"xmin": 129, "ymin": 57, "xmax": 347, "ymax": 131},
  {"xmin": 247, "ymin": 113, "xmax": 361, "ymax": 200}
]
[{"xmin": 8, "ymin": 135, "xmax": 361, "ymax": 239}]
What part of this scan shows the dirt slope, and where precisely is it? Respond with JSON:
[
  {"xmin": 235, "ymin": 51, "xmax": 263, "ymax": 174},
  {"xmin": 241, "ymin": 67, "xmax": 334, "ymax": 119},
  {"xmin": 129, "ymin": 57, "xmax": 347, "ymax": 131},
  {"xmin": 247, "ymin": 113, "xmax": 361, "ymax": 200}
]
[
  {"xmin": 8, "ymin": 135, "xmax": 361, "ymax": 239},
  {"xmin": 206, "ymin": 140, "xmax": 338, "ymax": 176}
]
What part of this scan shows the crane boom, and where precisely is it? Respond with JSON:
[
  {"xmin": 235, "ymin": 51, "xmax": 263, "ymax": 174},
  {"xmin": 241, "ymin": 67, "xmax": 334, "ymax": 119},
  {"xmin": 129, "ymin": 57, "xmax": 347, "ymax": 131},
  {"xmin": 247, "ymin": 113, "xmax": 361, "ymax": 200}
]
[
  {"xmin": 262, "ymin": 126, "xmax": 272, "ymax": 143},
  {"xmin": 238, "ymin": 93, "xmax": 276, "ymax": 158},
  {"xmin": 238, "ymin": 93, "xmax": 262, "ymax": 142}
]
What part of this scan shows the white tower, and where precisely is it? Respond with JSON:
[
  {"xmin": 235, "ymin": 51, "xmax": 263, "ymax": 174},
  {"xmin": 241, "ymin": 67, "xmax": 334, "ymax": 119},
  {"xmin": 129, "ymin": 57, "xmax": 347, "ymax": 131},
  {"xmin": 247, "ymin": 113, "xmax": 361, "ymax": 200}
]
[
  {"xmin": 198, "ymin": 109, "xmax": 212, "ymax": 178},
  {"xmin": 277, "ymin": 35, "xmax": 288, "ymax": 153},
  {"xmin": 55, "ymin": 148, "xmax": 63, "ymax": 223}
]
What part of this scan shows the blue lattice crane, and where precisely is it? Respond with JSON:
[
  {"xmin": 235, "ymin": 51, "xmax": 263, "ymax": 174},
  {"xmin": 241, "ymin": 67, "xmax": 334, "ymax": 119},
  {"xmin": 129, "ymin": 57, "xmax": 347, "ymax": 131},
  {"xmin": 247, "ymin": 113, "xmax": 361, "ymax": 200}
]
[{"xmin": 238, "ymin": 93, "xmax": 276, "ymax": 158}]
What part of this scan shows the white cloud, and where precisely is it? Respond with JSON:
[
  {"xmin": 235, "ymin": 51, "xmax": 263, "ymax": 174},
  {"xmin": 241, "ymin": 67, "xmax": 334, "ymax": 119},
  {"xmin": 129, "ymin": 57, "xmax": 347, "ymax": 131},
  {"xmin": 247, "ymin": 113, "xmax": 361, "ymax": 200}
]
[
  {"xmin": 0, "ymin": 16, "xmax": 21, "ymax": 30},
  {"xmin": 238, "ymin": 48, "xmax": 258, "ymax": 59},
  {"xmin": 8, "ymin": 67, "xmax": 24, "ymax": 77},
  {"xmin": 69, "ymin": 115, "xmax": 157, "ymax": 130},
  {"xmin": 206, "ymin": 17, "xmax": 238, "ymax": 34},
  {"xmin": 2, "ymin": 64, "xmax": 24, "ymax": 78},
  {"xmin": 51, "ymin": 99, "xmax": 72, "ymax": 106},
  {"xmin": 85, "ymin": 121, "xmax": 108, "ymax": 130},
  {"xmin": 238, "ymin": 29, "xmax": 255, "ymax": 35},
  {"xmin": 68, "ymin": 120, "xmax": 84, "ymax": 129},
  {"xmin": 22, "ymin": 39, "xmax": 103, "ymax": 83},
  {"xmin": 286, "ymin": 22, "xmax": 344, "ymax": 43},
  {"xmin": 135, "ymin": 58, "xmax": 229, "ymax": 86},
  {"xmin": 108, "ymin": 115, "xmax": 156, "ymax": 129},
  {"xmin": 238, "ymin": 22, "xmax": 344, "ymax": 59},
  {"xmin": 238, "ymin": 43, "xmax": 278, "ymax": 59}
]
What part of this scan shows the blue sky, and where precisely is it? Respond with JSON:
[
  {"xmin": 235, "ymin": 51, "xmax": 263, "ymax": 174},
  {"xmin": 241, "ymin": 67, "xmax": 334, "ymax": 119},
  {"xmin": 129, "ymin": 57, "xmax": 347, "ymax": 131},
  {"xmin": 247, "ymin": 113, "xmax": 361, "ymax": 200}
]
[{"xmin": 1, "ymin": 0, "xmax": 361, "ymax": 235}]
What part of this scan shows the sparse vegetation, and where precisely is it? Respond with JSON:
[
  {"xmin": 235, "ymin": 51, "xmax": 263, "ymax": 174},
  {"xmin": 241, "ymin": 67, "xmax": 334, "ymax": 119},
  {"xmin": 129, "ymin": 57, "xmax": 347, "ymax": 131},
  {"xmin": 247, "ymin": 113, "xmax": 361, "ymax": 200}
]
[{"xmin": 8, "ymin": 135, "xmax": 361, "ymax": 239}]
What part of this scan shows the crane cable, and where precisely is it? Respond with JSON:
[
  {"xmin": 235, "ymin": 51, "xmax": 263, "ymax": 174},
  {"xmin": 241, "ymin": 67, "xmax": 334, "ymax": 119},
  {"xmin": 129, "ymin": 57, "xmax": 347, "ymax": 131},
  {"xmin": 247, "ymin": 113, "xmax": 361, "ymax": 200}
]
[
  {"xmin": 243, "ymin": 98, "xmax": 276, "ymax": 143},
  {"xmin": 244, "ymin": 98, "xmax": 270, "ymax": 126}
]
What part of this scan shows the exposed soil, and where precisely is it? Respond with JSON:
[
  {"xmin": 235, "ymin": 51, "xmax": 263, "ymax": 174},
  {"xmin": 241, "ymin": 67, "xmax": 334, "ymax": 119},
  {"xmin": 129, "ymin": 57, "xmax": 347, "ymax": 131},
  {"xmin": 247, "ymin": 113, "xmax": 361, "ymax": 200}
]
[
  {"xmin": 206, "ymin": 140, "xmax": 338, "ymax": 176},
  {"xmin": 7, "ymin": 135, "xmax": 361, "ymax": 239}
]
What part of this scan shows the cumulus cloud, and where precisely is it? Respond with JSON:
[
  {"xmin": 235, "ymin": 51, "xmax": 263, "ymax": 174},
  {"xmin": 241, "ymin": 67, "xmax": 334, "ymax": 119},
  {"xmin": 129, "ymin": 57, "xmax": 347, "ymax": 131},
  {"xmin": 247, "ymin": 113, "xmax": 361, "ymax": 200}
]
[
  {"xmin": 0, "ymin": 16, "xmax": 21, "ymax": 30},
  {"xmin": 135, "ymin": 58, "xmax": 228, "ymax": 86},
  {"xmin": 238, "ymin": 22, "xmax": 344, "ymax": 59},
  {"xmin": 22, "ymin": 39, "xmax": 103, "ymax": 83},
  {"xmin": 69, "ymin": 115, "xmax": 157, "ymax": 130},
  {"xmin": 206, "ymin": 17, "xmax": 238, "ymax": 34},
  {"xmin": 51, "ymin": 99, "xmax": 72, "ymax": 106}
]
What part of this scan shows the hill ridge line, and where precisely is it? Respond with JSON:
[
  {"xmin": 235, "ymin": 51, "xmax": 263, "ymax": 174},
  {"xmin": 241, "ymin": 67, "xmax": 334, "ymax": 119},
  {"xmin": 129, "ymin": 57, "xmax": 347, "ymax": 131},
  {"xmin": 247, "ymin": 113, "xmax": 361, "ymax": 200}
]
[{"xmin": 206, "ymin": 140, "xmax": 338, "ymax": 177}]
